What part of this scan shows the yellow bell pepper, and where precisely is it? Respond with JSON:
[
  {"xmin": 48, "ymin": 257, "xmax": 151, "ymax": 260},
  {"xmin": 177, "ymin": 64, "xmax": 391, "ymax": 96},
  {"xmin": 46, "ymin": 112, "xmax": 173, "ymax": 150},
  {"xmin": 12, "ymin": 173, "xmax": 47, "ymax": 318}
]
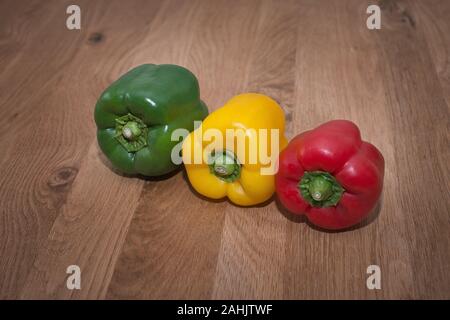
[{"xmin": 182, "ymin": 93, "xmax": 288, "ymax": 206}]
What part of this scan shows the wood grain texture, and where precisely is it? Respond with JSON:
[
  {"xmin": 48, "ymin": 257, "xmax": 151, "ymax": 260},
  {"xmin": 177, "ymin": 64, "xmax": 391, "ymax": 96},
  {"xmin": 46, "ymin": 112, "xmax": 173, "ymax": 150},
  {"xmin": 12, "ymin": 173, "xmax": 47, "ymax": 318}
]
[{"xmin": 0, "ymin": 0, "xmax": 449, "ymax": 299}]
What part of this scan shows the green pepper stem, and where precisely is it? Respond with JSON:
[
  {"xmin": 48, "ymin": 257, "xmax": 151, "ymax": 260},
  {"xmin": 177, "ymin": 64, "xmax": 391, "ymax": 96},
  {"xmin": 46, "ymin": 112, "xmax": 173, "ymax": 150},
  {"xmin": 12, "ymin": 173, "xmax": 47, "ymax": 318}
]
[
  {"xmin": 114, "ymin": 113, "xmax": 148, "ymax": 152},
  {"xmin": 122, "ymin": 121, "xmax": 141, "ymax": 141}
]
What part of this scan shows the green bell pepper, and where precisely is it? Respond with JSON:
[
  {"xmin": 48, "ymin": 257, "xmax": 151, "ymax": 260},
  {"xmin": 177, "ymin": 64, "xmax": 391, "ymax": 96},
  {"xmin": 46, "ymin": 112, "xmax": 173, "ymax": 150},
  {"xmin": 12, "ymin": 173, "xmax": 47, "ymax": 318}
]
[{"xmin": 94, "ymin": 64, "xmax": 208, "ymax": 176}]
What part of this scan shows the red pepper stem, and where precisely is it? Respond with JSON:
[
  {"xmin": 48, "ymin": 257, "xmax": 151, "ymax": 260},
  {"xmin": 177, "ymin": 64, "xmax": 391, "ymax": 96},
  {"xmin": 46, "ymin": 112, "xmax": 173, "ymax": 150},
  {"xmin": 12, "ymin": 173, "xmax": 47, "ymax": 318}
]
[
  {"xmin": 309, "ymin": 176, "xmax": 333, "ymax": 201},
  {"xmin": 299, "ymin": 171, "xmax": 345, "ymax": 207}
]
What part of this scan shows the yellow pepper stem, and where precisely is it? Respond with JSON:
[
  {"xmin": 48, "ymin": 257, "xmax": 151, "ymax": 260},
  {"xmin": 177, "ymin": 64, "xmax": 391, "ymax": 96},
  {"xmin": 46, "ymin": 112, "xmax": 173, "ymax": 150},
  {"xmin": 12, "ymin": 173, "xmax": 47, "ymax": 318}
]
[{"xmin": 209, "ymin": 150, "xmax": 241, "ymax": 182}]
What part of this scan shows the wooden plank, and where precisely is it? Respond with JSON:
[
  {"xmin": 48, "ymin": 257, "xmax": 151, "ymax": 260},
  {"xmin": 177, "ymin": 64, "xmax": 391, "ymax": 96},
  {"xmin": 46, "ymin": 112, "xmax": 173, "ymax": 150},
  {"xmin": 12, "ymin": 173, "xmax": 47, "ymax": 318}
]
[
  {"xmin": 373, "ymin": 0, "xmax": 450, "ymax": 298},
  {"xmin": 105, "ymin": 0, "xmax": 230, "ymax": 299},
  {"xmin": 210, "ymin": 0, "xmax": 299, "ymax": 299},
  {"xmin": 20, "ymin": 143, "xmax": 144, "ymax": 299},
  {"xmin": 0, "ymin": 0, "xmax": 90, "ymax": 298},
  {"xmin": 412, "ymin": 0, "xmax": 450, "ymax": 149},
  {"xmin": 0, "ymin": 0, "xmax": 164, "ymax": 299},
  {"xmin": 282, "ymin": 0, "xmax": 449, "ymax": 299},
  {"xmin": 283, "ymin": 0, "xmax": 399, "ymax": 299},
  {"xmin": 106, "ymin": 0, "xmax": 268, "ymax": 299}
]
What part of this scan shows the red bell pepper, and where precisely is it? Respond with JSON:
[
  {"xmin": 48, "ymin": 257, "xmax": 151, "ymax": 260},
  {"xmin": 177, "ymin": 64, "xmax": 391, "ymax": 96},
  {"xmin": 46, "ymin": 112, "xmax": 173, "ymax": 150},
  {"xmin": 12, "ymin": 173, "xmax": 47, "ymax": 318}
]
[{"xmin": 275, "ymin": 120, "xmax": 384, "ymax": 230}]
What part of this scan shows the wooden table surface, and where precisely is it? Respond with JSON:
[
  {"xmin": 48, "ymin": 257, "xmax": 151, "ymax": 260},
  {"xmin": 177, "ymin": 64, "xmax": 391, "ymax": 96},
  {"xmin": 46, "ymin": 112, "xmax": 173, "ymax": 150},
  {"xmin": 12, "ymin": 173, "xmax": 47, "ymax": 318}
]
[{"xmin": 1, "ymin": 0, "xmax": 449, "ymax": 299}]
